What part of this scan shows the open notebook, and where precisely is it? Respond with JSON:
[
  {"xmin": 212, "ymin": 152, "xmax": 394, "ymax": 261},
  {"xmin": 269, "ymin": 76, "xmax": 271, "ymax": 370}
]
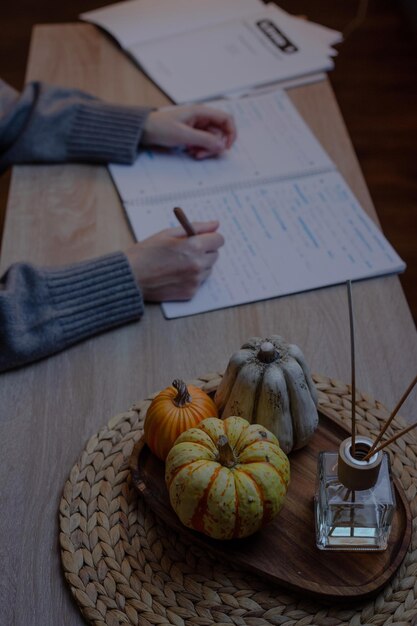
[
  {"xmin": 109, "ymin": 90, "xmax": 405, "ymax": 319},
  {"xmin": 81, "ymin": 0, "xmax": 341, "ymax": 103}
]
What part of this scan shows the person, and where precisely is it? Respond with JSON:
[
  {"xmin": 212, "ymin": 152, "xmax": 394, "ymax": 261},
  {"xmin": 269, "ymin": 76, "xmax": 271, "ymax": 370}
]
[{"xmin": 0, "ymin": 80, "xmax": 237, "ymax": 372}]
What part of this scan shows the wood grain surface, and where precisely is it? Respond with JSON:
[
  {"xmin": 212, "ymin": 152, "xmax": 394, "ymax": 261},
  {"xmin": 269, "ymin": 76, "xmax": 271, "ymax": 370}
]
[
  {"xmin": 0, "ymin": 22, "xmax": 416, "ymax": 625},
  {"xmin": 130, "ymin": 410, "xmax": 412, "ymax": 602}
]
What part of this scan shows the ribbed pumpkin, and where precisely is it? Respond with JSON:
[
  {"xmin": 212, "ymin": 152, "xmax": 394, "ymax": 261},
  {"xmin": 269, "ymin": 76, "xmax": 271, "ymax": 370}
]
[
  {"xmin": 144, "ymin": 379, "xmax": 218, "ymax": 460},
  {"xmin": 214, "ymin": 335, "xmax": 318, "ymax": 454},
  {"xmin": 165, "ymin": 416, "xmax": 290, "ymax": 540}
]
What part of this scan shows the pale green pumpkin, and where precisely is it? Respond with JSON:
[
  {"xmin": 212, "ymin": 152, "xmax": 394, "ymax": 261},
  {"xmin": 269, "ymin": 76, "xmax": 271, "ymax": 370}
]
[
  {"xmin": 165, "ymin": 416, "xmax": 290, "ymax": 540},
  {"xmin": 214, "ymin": 335, "xmax": 318, "ymax": 454}
]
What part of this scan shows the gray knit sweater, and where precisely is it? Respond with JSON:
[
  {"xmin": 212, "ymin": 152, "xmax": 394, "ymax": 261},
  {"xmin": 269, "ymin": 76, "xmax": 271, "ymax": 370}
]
[
  {"xmin": 0, "ymin": 80, "xmax": 151, "ymax": 171},
  {"xmin": 0, "ymin": 80, "xmax": 151, "ymax": 372}
]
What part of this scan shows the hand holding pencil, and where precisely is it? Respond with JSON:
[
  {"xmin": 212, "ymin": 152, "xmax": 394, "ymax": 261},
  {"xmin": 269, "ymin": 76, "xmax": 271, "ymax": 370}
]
[{"xmin": 125, "ymin": 208, "xmax": 223, "ymax": 302}]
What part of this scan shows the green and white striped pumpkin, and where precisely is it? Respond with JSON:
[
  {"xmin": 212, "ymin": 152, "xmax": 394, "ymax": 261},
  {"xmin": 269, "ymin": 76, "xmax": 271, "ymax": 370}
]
[{"xmin": 165, "ymin": 416, "xmax": 290, "ymax": 540}]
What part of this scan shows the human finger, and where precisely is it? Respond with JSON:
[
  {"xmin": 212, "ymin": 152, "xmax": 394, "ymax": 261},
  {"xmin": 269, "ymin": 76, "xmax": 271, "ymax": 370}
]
[
  {"xmin": 187, "ymin": 146, "xmax": 216, "ymax": 160},
  {"xmin": 201, "ymin": 250, "xmax": 220, "ymax": 269},
  {"xmin": 185, "ymin": 105, "xmax": 237, "ymax": 147},
  {"xmin": 179, "ymin": 124, "xmax": 228, "ymax": 154},
  {"xmin": 164, "ymin": 220, "xmax": 220, "ymax": 239},
  {"xmin": 155, "ymin": 267, "xmax": 212, "ymax": 301},
  {"xmin": 189, "ymin": 220, "xmax": 220, "ymax": 235},
  {"xmin": 190, "ymin": 231, "xmax": 225, "ymax": 253}
]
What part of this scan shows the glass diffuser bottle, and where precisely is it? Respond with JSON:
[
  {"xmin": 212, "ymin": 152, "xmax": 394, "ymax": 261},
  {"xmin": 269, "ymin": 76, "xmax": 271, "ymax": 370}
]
[{"xmin": 315, "ymin": 435, "xmax": 396, "ymax": 551}]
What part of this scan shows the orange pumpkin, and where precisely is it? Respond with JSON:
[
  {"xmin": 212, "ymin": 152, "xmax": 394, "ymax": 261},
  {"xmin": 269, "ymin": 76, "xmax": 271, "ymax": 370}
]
[{"xmin": 144, "ymin": 379, "xmax": 218, "ymax": 460}]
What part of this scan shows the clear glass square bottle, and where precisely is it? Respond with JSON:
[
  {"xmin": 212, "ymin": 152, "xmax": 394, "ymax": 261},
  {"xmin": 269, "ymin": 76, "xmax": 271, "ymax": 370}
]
[{"xmin": 315, "ymin": 436, "xmax": 396, "ymax": 551}]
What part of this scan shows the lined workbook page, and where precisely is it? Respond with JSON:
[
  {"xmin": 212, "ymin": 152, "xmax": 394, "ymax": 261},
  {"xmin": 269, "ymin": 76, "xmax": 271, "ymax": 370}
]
[
  {"xmin": 124, "ymin": 172, "xmax": 404, "ymax": 318},
  {"xmin": 109, "ymin": 90, "xmax": 405, "ymax": 319},
  {"xmin": 111, "ymin": 90, "xmax": 334, "ymax": 205}
]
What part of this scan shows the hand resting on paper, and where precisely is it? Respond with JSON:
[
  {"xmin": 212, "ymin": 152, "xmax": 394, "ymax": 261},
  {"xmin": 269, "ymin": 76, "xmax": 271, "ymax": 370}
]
[
  {"xmin": 141, "ymin": 105, "xmax": 237, "ymax": 159},
  {"xmin": 125, "ymin": 220, "xmax": 224, "ymax": 301}
]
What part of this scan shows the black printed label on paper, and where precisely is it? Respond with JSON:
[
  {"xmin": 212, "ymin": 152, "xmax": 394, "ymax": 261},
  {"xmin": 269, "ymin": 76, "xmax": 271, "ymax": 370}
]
[{"xmin": 256, "ymin": 20, "xmax": 298, "ymax": 54}]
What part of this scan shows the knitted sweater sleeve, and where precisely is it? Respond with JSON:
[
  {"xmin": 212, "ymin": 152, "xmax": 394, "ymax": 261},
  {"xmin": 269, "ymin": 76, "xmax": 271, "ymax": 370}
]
[
  {"xmin": 0, "ymin": 79, "xmax": 152, "ymax": 172},
  {"xmin": 0, "ymin": 252, "xmax": 144, "ymax": 372}
]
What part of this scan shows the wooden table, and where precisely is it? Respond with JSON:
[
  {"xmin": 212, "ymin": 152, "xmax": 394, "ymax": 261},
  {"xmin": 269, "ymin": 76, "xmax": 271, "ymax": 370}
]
[{"xmin": 0, "ymin": 23, "xmax": 416, "ymax": 625}]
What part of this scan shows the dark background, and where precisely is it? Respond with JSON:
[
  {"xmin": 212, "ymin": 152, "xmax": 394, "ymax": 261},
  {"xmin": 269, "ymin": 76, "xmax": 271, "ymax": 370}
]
[{"xmin": 1, "ymin": 0, "xmax": 416, "ymax": 322}]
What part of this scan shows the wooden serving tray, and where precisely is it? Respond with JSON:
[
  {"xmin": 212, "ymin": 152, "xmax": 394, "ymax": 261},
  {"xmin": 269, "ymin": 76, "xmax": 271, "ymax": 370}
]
[{"xmin": 129, "ymin": 409, "xmax": 411, "ymax": 602}]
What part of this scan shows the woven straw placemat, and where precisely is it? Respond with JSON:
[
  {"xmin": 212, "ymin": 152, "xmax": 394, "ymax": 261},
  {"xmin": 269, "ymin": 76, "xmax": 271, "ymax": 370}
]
[{"xmin": 60, "ymin": 373, "xmax": 417, "ymax": 626}]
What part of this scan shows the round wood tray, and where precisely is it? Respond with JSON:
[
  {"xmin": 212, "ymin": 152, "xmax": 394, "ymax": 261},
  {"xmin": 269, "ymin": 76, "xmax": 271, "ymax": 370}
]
[
  {"xmin": 60, "ymin": 373, "xmax": 417, "ymax": 625},
  {"xmin": 130, "ymin": 408, "xmax": 411, "ymax": 602}
]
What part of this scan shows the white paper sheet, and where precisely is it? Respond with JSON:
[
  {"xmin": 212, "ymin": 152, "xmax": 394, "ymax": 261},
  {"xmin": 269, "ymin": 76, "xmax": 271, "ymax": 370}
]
[
  {"xmin": 130, "ymin": 4, "xmax": 334, "ymax": 103},
  {"xmin": 81, "ymin": 0, "xmax": 264, "ymax": 49},
  {"xmin": 81, "ymin": 1, "xmax": 340, "ymax": 102},
  {"xmin": 265, "ymin": 4, "xmax": 343, "ymax": 51},
  {"xmin": 224, "ymin": 72, "xmax": 328, "ymax": 99},
  {"xmin": 110, "ymin": 90, "xmax": 405, "ymax": 318}
]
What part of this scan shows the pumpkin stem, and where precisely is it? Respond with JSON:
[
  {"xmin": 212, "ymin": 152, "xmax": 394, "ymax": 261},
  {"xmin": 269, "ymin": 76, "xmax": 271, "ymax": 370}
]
[
  {"xmin": 257, "ymin": 341, "xmax": 278, "ymax": 363},
  {"xmin": 172, "ymin": 379, "xmax": 191, "ymax": 407},
  {"xmin": 217, "ymin": 435, "xmax": 237, "ymax": 468}
]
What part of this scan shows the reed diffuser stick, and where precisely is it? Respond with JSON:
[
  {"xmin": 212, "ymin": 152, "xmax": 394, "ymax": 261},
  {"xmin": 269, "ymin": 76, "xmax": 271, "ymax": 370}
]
[
  {"xmin": 347, "ymin": 280, "xmax": 356, "ymax": 457},
  {"xmin": 364, "ymin": 420, "xmax": 417, "ymax": 457},
  {"xmin": 363, "ymin": 374, "xmax": 417, "ymax": 461}
]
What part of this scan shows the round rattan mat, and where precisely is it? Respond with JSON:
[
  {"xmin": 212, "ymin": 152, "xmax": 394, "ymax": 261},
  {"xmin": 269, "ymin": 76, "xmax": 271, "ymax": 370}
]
[{"xmin": 60, "ymin": 373, "xmax": 417, "ymax": 626}]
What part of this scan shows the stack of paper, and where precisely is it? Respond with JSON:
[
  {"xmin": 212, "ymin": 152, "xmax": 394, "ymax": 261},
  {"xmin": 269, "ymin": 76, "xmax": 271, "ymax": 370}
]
[{"xmin": 80, "ymin": 0, "xmax": 342, "ymax": 103}]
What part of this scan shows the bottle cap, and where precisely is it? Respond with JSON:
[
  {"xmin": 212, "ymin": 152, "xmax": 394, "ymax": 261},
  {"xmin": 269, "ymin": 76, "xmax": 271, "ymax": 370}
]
[{"xmin": 338, "ymin": 436, "xmax": 382, "ymax": 491}]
